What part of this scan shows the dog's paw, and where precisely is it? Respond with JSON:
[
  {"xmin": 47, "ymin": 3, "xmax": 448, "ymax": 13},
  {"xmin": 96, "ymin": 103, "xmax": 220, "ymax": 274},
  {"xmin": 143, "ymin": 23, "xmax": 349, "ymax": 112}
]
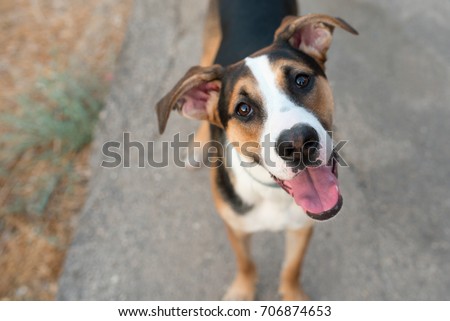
[
  {"xmin": 279, "ymin": 286, "xmax": 310, "ymax": 301},
  {"xmin": 222, "ymin": 276, "xmax": 256, "ymax": 301},
  {"xmin": 223, "ymin": 285, "xmax": 255, "ymax": 301}
]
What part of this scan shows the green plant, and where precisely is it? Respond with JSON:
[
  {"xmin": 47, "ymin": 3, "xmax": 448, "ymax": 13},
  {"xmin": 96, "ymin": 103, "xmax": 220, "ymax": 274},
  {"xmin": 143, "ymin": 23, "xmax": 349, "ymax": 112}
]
[{"xmin": 0, "ymin": 70, "xmax": 105, "ymax": 215}]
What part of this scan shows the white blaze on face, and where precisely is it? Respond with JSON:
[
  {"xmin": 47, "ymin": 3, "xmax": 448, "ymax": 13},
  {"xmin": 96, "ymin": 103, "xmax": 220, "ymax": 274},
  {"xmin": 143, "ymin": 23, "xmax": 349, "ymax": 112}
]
[{"xmin": 245, "ymin": 55, "xmax": 333, "ymax": 180}]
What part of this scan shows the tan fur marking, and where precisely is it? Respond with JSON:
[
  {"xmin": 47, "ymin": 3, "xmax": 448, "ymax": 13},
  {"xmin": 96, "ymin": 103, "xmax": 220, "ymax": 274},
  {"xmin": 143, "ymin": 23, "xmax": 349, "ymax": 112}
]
[
  {"xmin": 226, "ymin": 77, "xmax": 261, "ymax": 115},
  {"xmin": 271, "ymin": 58, "xmax": 334, "ymax": 130},
  {"xmin": 194, "ymin": 121, "xmax": 210, "ymax": 145},
  {"xmin": 225, "ymin": 77, "xmax": 264, "ymax": 158},
  {"xmin": 312, "ymin": 76, "xmax": 334, "ymax": 129}
]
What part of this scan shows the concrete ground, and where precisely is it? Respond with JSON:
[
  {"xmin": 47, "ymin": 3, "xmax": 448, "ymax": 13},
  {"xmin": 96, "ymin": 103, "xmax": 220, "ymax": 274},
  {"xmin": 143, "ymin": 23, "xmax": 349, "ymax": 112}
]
[{"xmin": 58, "ymin": 0, "xmax": 450, "ymax": 300}]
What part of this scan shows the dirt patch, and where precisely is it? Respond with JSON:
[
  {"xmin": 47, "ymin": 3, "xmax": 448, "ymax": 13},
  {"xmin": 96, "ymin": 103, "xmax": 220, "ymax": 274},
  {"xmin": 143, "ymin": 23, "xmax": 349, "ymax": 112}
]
[{"xmin": 0, "ymin": 0, "xmax": 132, "ymax": 300}]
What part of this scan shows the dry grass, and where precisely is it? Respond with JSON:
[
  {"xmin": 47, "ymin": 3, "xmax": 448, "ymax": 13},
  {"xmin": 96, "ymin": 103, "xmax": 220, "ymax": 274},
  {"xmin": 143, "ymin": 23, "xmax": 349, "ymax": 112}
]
[{"xmin": 0, "ymin": 0, "xmax": 132, "ymax": 300}]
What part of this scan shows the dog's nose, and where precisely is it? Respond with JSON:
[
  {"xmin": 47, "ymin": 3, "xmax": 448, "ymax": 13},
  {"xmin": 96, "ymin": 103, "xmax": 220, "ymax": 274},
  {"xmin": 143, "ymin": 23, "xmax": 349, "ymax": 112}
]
[{"xmin": 276, "ymin": 124, "xmax": 320, "ymax": 166}]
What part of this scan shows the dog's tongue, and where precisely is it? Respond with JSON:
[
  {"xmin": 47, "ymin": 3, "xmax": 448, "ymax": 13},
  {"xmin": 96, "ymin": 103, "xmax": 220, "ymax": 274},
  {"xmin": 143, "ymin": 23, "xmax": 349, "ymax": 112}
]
[{"xmin": 281, "ymin": 166, "xmax": 339, "ymax": 215}]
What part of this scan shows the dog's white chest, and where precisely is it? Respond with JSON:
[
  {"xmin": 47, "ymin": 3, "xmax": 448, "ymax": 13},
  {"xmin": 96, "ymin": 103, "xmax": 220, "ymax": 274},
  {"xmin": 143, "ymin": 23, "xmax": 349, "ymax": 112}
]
[
  {"xmin": 226, "ymin": 150, "xmax": 312, "ymax": 233},
  {"xmin": 243, "ymin": 195, "xmax": 310, "ymax": 233}
]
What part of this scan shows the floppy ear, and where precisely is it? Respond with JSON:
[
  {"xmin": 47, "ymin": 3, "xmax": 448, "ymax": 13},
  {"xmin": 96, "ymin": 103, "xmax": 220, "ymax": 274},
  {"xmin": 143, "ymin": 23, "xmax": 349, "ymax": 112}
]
[
  {"xmin": 274, "ymin": 14, "xmax": 358, "ymax": 66},
  {"xmin": 155, "ymin": 64, "xmax": 224, "ymax": 134}
]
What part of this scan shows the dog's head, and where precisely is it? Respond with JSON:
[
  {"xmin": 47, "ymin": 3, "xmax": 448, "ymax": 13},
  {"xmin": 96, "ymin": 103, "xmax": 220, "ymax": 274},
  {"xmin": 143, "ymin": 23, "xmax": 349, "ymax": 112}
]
[{"xmin": 156, "ymin": 14, "xmax": 357, "ymax": 220}]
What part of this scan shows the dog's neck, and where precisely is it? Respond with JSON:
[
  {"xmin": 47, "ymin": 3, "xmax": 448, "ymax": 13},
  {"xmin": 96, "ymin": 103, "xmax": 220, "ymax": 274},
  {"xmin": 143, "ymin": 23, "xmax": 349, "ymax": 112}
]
[{"xmin": 231, "ymin": 148, "xmax": 279, "ymax": 188}]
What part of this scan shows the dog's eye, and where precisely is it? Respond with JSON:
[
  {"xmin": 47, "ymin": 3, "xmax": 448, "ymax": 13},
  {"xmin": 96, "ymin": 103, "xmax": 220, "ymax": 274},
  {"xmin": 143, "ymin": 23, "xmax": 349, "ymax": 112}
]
[
  {"xmin": 235, "ymin": 102, "xmax": 253, "ymax": 118},
  {"xmin": 295, "ymin": 74, "xmax": 310, "ymax": 88}
]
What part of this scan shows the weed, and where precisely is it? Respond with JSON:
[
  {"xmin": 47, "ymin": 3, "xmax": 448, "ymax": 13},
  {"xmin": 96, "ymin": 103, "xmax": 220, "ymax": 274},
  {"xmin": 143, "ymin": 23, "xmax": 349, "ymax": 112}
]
[{"xmin": 0, "ymin": 70, "xmax": 105, "ymax": 215}]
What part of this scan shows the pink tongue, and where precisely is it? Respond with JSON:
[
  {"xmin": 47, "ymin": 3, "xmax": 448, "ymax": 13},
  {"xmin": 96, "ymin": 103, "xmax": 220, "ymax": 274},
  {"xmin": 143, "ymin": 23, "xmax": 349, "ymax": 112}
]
[{"xmin": 283, "ymin": 166, "xmax": 339, "ymax": 214}]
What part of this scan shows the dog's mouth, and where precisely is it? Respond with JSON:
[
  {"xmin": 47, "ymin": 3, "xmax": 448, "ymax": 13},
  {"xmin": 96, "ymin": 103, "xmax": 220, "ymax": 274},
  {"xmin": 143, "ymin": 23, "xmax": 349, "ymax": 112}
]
[{"xmin": 271, "ymin": 155, "xmax": 342, "ymax": 221}]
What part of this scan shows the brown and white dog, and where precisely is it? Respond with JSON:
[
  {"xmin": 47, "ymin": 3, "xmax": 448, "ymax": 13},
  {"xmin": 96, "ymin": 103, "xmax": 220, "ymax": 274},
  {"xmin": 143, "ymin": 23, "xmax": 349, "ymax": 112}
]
[{"xmin": 155, "ymin": 0, "xmax": 357, "ymax": 300}]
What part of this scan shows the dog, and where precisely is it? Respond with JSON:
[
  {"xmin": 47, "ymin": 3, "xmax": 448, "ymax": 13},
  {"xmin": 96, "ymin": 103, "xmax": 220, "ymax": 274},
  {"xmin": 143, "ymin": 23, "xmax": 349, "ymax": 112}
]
[{"xmin": 155, "ymin": 0, "xmax": 357, "ymax": 300}]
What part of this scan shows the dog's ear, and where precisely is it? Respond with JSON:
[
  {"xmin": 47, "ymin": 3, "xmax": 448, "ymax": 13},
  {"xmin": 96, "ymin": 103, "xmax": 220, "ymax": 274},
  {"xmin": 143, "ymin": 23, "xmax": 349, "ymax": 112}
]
[
  {"xmin": 155, "ymin": 64, "xmax": 224, "ymax": 134},
  {"xmin": 274, "ymin": 14, "xmax": 358, "ymax": 65}
]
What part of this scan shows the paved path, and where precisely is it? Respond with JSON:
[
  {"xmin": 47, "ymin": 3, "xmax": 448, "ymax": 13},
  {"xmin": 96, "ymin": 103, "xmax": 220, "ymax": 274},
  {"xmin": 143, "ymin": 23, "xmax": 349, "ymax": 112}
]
[{"xmin": 58, "ymin": 0, "xmax": 450, "ymax": 300}]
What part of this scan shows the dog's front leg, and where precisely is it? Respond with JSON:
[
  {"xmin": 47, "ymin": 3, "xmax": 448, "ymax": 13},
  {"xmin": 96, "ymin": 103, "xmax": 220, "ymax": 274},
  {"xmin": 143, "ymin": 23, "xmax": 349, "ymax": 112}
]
[
  {"xmin": 279, "ymin": 225, "xmax": 313, "ymax": 301},
  {"xmin": 223, "ymin": 224, "xmax": 257, "ymax": 301}
]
